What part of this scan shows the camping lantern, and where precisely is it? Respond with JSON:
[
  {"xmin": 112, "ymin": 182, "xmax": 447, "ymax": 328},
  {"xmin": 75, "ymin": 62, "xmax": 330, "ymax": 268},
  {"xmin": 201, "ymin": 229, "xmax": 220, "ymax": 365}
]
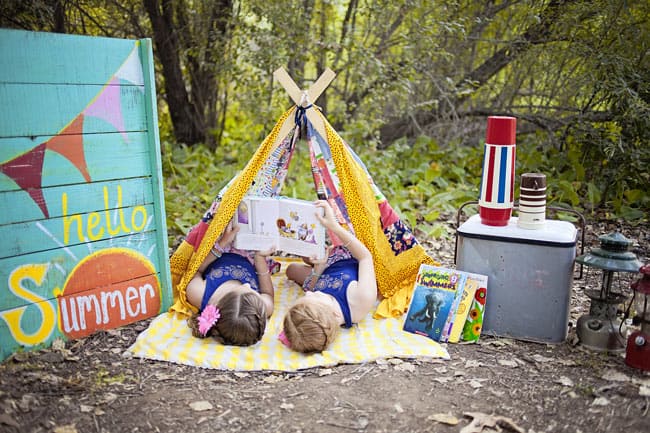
[
  {"xmin": 575, "ymin": 232, "xmax": 642, "ymax": 351},
  {"xmin": 625, "ymin": 264, "xmax": 650, "ymax": 371}
]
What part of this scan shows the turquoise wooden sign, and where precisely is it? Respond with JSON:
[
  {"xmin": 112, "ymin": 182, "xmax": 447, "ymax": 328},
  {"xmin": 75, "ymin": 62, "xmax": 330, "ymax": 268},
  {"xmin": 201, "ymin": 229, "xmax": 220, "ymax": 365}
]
[{"xmin": 0, "ymin": 29, "xmax": 172, "ymax": 361}]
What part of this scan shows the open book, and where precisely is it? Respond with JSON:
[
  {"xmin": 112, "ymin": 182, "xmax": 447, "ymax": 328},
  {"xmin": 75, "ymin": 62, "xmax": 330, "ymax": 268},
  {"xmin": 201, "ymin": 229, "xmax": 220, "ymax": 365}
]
[{"xmin": 233, "ymin": 196, "xmax": 326, "ymax": 259}]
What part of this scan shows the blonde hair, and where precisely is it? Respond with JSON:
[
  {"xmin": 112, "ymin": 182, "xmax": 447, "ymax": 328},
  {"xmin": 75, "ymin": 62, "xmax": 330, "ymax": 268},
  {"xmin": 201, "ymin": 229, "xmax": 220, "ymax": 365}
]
[
  {"xmin": 283, "ymin": 301, "xmax": 340, "ymax": 353},
  {"xmin": 189, "ymin": 291, "xmax": 266, "ymax": 346}
]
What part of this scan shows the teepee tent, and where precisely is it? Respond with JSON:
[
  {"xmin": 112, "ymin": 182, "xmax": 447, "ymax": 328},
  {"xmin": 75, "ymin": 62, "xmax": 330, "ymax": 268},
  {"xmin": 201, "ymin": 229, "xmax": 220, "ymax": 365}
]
[{"xmin": 169, "ymin": 68, "xmax": 438, "ymax": 318}]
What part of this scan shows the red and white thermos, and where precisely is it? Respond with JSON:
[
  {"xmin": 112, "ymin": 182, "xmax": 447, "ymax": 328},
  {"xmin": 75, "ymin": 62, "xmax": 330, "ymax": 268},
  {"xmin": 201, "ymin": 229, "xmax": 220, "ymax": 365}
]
[{"xmin": 478, "ymin": 116, "xmax": 517, "ymax": 226}]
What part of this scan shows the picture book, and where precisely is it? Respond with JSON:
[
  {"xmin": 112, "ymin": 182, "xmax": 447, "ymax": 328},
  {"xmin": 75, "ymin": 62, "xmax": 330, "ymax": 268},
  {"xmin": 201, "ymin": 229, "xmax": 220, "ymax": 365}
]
[
  {"xmin": 440, "ymin": 280, "xmax": 466, "ymax": 342},
  {"xmin": 403, "ymin": 264, "xmax": 488, "ymax": 343},
  {"xmin": 402, "ymin": 265, "xmax": 465, "ymax": 342},
  {"xmin": 447, "ymin": 273, "xmax": 487, "ymax": 343},
  {"xmin": 461, "ymin": 278, "xmax": 488, "ymax": 343},
  {"xmin": 233, "ymin": 196, "xmax": 327, "ymax": 259}
]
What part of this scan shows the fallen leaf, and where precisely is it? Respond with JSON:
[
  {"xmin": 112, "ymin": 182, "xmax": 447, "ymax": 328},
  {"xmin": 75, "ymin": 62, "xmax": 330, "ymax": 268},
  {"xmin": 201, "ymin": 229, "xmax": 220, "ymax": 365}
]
[
  {"xmin": 52, "ymin": 338, "xmax": 66, "ymax": 351},
  {"xmin": 394, "ymin": 362, "xmax": 415, "ymax": 373},
  {"xmin": 603, "ymin": 370, "xmax": 631, "ymax": 382},
  {"xmin": 592, "ymin": 397, "xmax": 609, "ymax": 406},
  {"xmin": 427, "ymin": 413, "xmax": 460, "ymax": 425},
  {"xmin": 356, "ymin": 417, "xmax": 369, "ymax": 429},
  {"xmin": 280, "ymin": 403, "xmax": 294, "ymax": 410},
  {"xmin": 53, "ymin": 425, "xmax": 78, "ymax": 433},
  {"xmin": 555, "ymin": 376, "xmax": 574, "ymax": 387},
  {"xmin": 0, "ymin": 413, "xmax": 20, "ymax": 427},
  {"xmin": 189, "ymin": 401, "xmax": 213, "ymax": 411},
  {"xmin": 532, "ymin": 354, "xmax": 553, "ymax": 363},
  {"xmin": 262, "ymin": 375, "xmax": 285, "ymax": 383},
  {"xmin": 80, "ymin": 405, "xmax": 93, "ymax": 413},
  {"xmin": 318, "ymin": 368, "xmax": 333, "ymax": 376},
  {"xmin": 497, "ymin": 359, "xmax": 518, "ymax": 368},
  {"xmin": 11, "ymin": 352, "xmax": 30, "ymax": 362},
  {"xmin": 469, "ymin": 380, "xmax": 483, "ymax": 389},
  {"xmin": 98, "ymin": 393, "xmax": 118, "ymax": 405},
  {"xmin": 461, "ymin": 412, "xmax": 525, "ymax": 433}
]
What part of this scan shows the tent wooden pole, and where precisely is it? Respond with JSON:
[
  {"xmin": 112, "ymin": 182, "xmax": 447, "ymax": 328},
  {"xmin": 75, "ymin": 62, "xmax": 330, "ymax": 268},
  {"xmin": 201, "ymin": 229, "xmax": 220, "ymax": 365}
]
[{"xmin": 272, "ymin": 67, "xmax": 336, "ymax": 143}]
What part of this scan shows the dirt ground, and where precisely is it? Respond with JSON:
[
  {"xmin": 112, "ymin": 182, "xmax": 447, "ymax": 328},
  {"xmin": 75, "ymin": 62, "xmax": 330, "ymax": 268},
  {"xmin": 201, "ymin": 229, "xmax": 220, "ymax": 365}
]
[{"xmin": 1, "ymin": 217, "xmax": 649, "ymax": 433}]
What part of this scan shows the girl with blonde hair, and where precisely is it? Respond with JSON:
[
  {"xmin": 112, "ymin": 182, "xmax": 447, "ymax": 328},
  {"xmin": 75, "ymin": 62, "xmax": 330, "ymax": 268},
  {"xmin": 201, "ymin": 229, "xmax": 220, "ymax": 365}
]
[{"xmin": 281, "ymin": 200, "xmax": 377, "ymax": 353}]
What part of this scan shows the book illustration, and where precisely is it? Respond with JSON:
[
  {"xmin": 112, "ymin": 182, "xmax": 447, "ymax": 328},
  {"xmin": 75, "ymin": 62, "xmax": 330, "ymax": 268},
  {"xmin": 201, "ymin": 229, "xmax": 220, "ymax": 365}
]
[
  {"xmin": 462, "ymin": 283, "xmax": 488, "ymax": 342},
  {"xmin": 234, "ymin": 196, "xmax": 326, "ymax": 259},
  {"xmin": 237, "ymin": 201, "xmax": 249, "ymax": 224},
  {"xmin": 403, "ymin": 265, "xmax": 464, "ymax": 341}
]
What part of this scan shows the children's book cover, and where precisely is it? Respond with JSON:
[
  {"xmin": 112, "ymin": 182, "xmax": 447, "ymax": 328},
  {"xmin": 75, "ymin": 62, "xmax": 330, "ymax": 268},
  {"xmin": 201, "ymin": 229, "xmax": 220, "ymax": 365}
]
[
  {"xmin": 234, "ymin": 196, "xmax": 326, "ymax": 258},
  {"xmin": 448, "ymin": 273, "xmax": 487, "ymax": 343},
  {"xmin": 403, "ymin": 265, "xmax": 465, "ymax": 342},
  {"xmin": 461, "ymin": 280, "xmax": 488, "ymax": 342},
  {"xmin": 440, "ymin": 281, "xmax": 467, "ymax": 343}
]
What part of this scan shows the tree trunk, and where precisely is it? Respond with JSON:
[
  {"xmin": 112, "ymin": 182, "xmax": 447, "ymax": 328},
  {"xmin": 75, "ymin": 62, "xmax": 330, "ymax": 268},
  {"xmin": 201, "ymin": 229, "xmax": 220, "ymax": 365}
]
[{"xmin": 143, "ymin": 0, "xmax": 203, "ymax": 145}]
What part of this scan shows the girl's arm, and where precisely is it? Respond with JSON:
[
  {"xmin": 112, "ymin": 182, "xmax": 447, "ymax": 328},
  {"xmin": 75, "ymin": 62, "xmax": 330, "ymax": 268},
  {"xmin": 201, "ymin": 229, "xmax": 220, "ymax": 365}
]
[
  {"xmin": 197, "ymin": 222, "xmax": 240, "ymax": 273},
  {"xmin": 314, "ymin": 200, "xmax": 377, "ymax": 301},
  {"xmin": 314, "ymin": 200, "xmax": 372, "ymax": 263},
  {"xmin": 254, "ymin": 247, "xmax": 276, "ymax": 317}
]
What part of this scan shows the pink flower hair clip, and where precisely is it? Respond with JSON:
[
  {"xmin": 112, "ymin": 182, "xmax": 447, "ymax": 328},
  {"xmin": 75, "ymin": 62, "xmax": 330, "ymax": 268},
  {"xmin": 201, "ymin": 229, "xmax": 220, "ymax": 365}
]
[
  {"xmin": 198, "ymin": 304, "xmax": 221, "ymax": 336},
  {"xmin": 278, "ymin": 330, "xmax": 291, "ymax": 348}
]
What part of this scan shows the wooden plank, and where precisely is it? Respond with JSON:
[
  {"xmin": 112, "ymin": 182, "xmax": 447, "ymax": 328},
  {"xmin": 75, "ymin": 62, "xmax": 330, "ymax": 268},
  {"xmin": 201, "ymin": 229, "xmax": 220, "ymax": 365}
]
[
  {"xmin": 0, "ymin": 83, "xmax": 147, "ymax": 138},
  {"xmin": 0, "ymin": 132, "xmax": 154, "ymax": 192},
  {"xmin": 0, "ymin": 29, "xmax": 141, "ymax": 85},
  {"xmin": 0, "ymin": 203, "xmax": 158, "ymax": 259},
  {"xmin": 139, "ymin": 38, "xmax": 172, "ymax": 304},
  {"xmin": 273, "ymin": 67, "xmax": 303, "ymax": 105},
  {"xmin": 0, "ymin": 231, "xmax": 164, "ymax": 311},
  {"xmin": 307, "ymin": 68, "xmax": 336, "ymax": 103},
  {"xmin": 0, "ymin": 177, "xmax": 154, "ymax": 225}
]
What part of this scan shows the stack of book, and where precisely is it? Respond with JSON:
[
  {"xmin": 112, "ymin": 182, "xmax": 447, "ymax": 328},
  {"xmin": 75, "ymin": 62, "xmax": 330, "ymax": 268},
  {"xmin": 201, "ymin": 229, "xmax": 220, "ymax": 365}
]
[{"xmin": 402, "ymin": 264, "xmax": 488, "ymax": 343}]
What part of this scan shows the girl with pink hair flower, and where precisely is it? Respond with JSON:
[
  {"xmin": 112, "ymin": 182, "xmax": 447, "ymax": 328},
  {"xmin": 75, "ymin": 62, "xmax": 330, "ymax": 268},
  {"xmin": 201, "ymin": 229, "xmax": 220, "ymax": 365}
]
[{"xmin": 186, "ymin": 221, "xmax": 276, "ymax": 346}]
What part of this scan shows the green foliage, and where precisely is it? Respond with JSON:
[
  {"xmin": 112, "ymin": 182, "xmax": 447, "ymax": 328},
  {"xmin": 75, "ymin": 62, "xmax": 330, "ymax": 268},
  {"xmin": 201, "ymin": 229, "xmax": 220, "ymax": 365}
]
[
  {"xmin": 161, "ymin": 140, "xmax": 247, "ymax": 241},
  {"xmin": 6, "ymin": 0, "xmax": 647, "ymax": 234}
]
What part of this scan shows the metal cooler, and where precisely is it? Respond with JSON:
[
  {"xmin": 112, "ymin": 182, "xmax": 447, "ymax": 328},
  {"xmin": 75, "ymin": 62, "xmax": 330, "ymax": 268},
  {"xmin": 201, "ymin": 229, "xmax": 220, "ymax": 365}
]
[{"xmin": 456, "ymin": 214, "xmax": 578, "ymax": 343}]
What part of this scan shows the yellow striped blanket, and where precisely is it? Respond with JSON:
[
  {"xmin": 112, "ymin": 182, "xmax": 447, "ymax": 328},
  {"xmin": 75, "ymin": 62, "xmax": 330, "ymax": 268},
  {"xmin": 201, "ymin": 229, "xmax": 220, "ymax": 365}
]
[{"xmin": 127, "ymin": 260, "xmax": 449, "ymax": 371}]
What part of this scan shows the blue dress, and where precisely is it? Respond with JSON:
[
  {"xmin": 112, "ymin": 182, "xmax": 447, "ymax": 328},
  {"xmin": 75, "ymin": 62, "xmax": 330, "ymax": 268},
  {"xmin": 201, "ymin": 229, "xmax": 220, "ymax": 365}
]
[
  {"xmin": 200, "ymin": 253, "xmax": 259, "ymax": 311},
  {"xmin": 313, "ymin": 258, "xmax": 358, "ymax": 328}
]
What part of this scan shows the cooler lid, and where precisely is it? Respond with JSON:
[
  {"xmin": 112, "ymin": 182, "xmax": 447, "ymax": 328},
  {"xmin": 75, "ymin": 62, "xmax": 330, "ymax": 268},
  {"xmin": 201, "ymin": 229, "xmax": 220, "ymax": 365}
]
[{"xmin": 458, "ymin": 214, "xmax": 577, "ymax": 247}]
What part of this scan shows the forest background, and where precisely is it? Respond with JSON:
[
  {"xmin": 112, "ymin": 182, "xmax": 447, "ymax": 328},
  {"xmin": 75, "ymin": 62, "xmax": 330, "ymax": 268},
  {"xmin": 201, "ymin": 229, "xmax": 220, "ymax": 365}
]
[{"xmin": 2, "ymin": 0, "xmax": 648, "ymax": 244}]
